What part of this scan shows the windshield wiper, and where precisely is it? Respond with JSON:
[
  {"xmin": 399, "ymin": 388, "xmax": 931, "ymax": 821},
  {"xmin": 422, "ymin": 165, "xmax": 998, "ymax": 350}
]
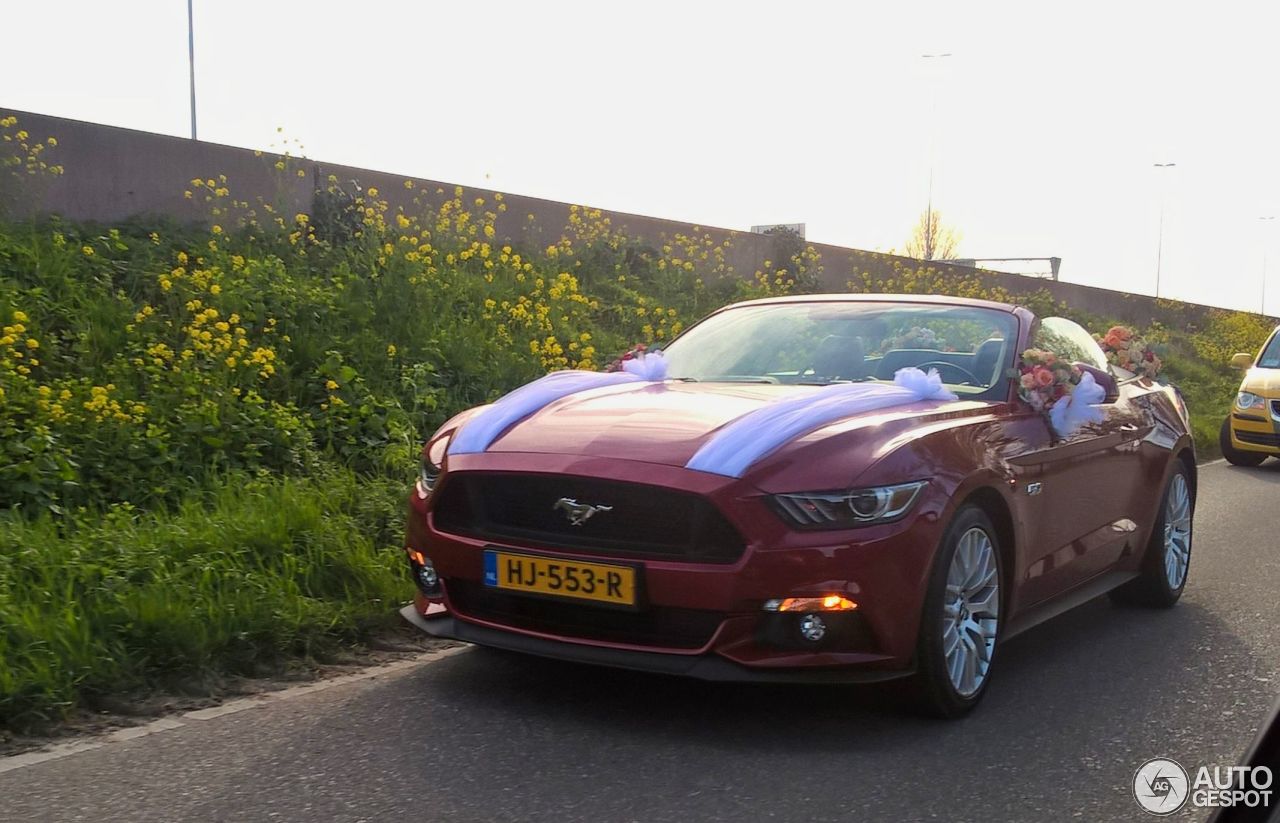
[{"xmin": 796, "ymin": 377, "xmax": 874, "ymax": 386}]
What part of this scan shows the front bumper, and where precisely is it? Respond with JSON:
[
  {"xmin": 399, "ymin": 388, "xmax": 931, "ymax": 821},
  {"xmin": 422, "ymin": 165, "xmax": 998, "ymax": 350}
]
[
  {"xmin": 1229, "ymin": 407, "xmax": 1280, "ymax": 454},
  {"xmin": 402, "ymin": 452, "xmax": 951, "ymax": 680},
  {"xmin": 400, "ymin": 604, "xmax": 914, "ymax": 684}
]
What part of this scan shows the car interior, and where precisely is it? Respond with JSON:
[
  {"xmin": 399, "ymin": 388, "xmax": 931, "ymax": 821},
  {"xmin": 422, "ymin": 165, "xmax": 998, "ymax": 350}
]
[{"xmin": 791, "ymin": 334, "xmax": 1009, "ymax": 389}]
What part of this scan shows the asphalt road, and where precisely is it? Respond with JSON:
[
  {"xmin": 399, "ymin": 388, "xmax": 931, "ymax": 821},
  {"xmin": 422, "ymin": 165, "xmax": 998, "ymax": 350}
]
[{"xmin": 4, "ymin": 460, "xmax": 1280, "ymax": 823}]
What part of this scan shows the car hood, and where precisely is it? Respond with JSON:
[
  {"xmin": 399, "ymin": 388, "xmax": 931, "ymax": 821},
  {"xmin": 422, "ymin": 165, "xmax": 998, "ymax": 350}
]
[
  {"xmin": 1242, "ymin": 367, "xmax": 1280, "ymax": 396},
  {"xmin": 484, "ymin": 381, "xmax": 990, "ymax": 469}
]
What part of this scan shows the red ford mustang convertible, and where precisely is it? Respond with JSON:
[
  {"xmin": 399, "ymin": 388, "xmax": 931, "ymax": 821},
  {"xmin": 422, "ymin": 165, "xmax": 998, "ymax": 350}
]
[{"xmin": 401, "ymin": 294, "xmax": 1195, "ymax": 716}]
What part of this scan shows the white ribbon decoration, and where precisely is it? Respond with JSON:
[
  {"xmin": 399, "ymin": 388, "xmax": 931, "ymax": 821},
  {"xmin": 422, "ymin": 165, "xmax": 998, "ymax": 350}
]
[
  {"xmin": 620, "ymin": 351, "xmax": 668, "ymax": 381},
  {"xmin": 1047, "ymin": 370, "xmax": 1106, "ymax": 438},
  {"xmin": 684, "ymin": 367, "xmax": 957, "ymax": 478},
  {"xmin": 447, "ymin": 353, "xmax": 667, "ymax": 455}
]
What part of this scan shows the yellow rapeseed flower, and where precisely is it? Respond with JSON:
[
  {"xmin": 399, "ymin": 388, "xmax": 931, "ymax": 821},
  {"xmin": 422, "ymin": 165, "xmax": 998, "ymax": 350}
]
[
  {"xmin": 12, "ymin": 310, "xmax": 28, "ymax": 323},
  {"xmin": 81, "ymin": 245, "xmax": 94, "ymax": 256},
  {"xmin": 325, "ymin": 379, "xmax": 339, "ymax": 390}
]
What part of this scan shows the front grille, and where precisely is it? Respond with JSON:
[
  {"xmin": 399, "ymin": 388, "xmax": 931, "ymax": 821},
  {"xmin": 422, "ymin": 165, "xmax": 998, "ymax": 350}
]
[
  {"xmin": 433, "ymin": 473, "xmax": 745, "ymax": 563},
  {"xmin": 446, "ymin": 579, "xmax": 722, "ymax": 649},
  {"xmin": 1235, "ymin": 429, "xmax": 1280, "ymax": 447}
]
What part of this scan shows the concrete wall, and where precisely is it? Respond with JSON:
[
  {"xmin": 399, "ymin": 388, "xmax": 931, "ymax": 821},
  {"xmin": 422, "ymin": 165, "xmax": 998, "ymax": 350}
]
[{"xmin": 3, "ymin": 107, "xmax": 1272, "ymax": 329}]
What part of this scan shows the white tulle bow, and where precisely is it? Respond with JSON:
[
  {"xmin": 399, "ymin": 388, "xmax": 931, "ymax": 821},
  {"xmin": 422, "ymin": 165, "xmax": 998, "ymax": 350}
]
[
  {"xmin": 621, "ymin": 351, "xmax": 668, "ymax": 381},
  {"xmin": 1047, "ymin": 370, "xmax": 1106, "ymax": 438}
]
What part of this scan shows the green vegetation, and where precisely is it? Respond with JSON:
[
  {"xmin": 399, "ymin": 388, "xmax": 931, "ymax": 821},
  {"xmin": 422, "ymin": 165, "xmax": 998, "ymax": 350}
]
[
  {"xmin": 0, "ymin": 471, "xmax": 405, "ymax": 728},
  {"xmin": 0, "ymin": 113, "xmax": 1272, "ymax": 731}
]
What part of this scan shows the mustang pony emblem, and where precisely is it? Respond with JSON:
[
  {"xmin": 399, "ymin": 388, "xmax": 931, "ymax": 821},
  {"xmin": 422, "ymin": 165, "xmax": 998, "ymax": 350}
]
[{"xmin": 553, "ymin": 497, "xmax": 613, "ymax": 526}]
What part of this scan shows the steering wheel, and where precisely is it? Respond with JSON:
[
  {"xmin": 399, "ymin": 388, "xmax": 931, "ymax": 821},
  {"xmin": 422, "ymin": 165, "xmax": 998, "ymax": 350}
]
[{"xmin": 915, "ymin": 361, "xmax": 981, "ymax": 385}]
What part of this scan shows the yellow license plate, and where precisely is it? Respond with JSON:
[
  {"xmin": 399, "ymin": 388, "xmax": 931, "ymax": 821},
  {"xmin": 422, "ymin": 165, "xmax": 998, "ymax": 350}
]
[{"xmin": 483, "ymin": 550, "xmax": 637, "ymax": 606}]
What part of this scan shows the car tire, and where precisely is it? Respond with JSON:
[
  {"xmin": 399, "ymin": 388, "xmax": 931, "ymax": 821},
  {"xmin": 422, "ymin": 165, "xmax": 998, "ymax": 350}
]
[
  {"xmin": 1110, "ymin": 462, "xmax": 1194, "ymax": 608},
  {"xmin": 911, "ymin": 505, "xmax": 1002, "ymax": 719},
  {"xmin": 1220, "ymin": 417, "xmax": 1268, "ymax": 467}
]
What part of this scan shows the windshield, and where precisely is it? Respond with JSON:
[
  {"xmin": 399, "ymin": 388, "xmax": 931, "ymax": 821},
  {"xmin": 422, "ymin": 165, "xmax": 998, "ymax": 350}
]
[
  {"xmin": 1259, "ymin": 332, "xmax": 1280, "ymax": 369},
  {"xmin": 661, "ymin": 301, "xmax": 1019, "ymax": 398}
]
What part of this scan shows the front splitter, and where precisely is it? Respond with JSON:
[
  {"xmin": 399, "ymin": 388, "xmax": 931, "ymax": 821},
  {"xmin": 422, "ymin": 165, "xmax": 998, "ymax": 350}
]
[{"xmin": 399, "ymin": 604, "xmax": 912, "ymax": 685}]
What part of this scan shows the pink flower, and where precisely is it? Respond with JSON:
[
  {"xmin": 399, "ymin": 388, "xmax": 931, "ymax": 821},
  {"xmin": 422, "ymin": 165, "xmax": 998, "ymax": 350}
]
[
  {"xmin": 1034, "ymin": 367, "xmax": 1055, "ymax": 387},
  {"xmin": 1020, "ymin": 373, "xmax": 1036, "ymax": 389}
]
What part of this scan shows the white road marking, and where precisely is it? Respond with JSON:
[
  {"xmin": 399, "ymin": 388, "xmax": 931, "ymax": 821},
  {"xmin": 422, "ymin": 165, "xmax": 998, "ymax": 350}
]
[{"xmin": 0, "ymin": 646, "xmax": 469, "ymax": 774}]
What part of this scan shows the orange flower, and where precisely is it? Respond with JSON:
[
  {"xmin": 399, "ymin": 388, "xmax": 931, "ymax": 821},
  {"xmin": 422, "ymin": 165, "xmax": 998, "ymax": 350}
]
[{"xmin": 1103, "ymin": 326, "xmax": 1133, "ymax": 349}]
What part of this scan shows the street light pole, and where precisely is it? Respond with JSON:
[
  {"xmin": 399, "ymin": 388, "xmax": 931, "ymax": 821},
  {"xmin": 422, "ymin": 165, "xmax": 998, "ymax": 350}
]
[
  {"xmin": 921, "ymin": 52, "xmax": 952, "ymax": 260},
  {"xmin": 187, "ymin": 0, "xmax": 197, "ymax": 140},
  {"xmin": 1153, "ymin": 162, "xmax": 1177, "ymax": 298},
  {"xmin": 1261, "ymin": 216, "xmax": 1276, "ymax": 315}
]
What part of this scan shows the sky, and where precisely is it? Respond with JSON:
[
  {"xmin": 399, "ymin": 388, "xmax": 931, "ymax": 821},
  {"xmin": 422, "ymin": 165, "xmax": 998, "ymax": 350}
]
[{"xmin": 3, "ymin": 0, "xmax": 1280, "ymax": 314}]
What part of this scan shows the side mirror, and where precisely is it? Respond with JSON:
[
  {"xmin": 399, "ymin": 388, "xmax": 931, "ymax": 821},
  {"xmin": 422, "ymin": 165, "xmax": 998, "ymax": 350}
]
[
  {"xmin": 1231, "ymin": 353, "xmax": 1255, "ymax": 370},
  {"xmin": 1075, "ymin": 363, "xmax": 1119, "ymax": 403}
]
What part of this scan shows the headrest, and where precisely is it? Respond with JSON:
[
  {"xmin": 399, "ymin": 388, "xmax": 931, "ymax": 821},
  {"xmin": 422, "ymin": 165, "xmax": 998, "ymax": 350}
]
[{"xmin": 813, "ymin": 335, "xmax": 867, "ymax": 380}]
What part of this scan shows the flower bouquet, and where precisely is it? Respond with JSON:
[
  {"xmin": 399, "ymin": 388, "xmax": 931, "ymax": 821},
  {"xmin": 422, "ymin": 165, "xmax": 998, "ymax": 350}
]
[
  {"xmin": 1011, "ymin": 348, "xmax": 1107, "ymax": 437},
  {"xmin": 1095, "ymin": 325, "xmax": 1162, "ymax": 378},
  {"xmin": 1012, "ymin": 348, "xmax": 1082, "ymax": 412}
]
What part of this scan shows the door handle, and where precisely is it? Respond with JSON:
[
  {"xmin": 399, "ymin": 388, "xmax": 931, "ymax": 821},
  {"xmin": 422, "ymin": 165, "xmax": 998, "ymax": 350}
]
[{"xmin": 1119, "ymin": 424, "xmax": 1140, "ymax": 432}]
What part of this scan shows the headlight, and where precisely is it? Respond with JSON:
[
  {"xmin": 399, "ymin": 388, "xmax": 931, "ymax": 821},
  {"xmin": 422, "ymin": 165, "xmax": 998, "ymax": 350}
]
[
  {"xmin": 771, "ymin": 480, "xmax": 928, "ymax": 529},
  {"xmin": 1237, "ymin": 391, "xmax": 1265, "ymax": 410},
  {"xmin": 416, "ymin": 436, "xmax": 449, "ymax": 498}
]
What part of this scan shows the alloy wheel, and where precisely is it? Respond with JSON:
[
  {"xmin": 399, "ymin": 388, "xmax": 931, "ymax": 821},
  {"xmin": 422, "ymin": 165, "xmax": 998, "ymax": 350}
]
[
  {"xmin": 1163, "ymin": 473, "xmax": 1192, "ymax": 589},
  {"xmin": 942, "ymin": 526, "xmax": 1000, "ymax": 697}
]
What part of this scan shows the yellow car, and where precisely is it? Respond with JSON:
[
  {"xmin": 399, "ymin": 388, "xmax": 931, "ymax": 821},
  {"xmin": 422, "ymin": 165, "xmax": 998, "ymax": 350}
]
[{"xmin": 1220, "ymin": 325, "xmax": 1280, "ymax": 466}]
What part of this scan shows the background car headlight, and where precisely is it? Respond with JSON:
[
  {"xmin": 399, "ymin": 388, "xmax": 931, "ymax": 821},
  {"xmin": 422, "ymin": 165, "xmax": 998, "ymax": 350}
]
[
  {"xmin": 1237, "ymin": 391, "xmax": 1265, "ymax": 410},
  {"xmin": 416, "ymin": 436, "xmax": 449, "ymax": 498},
  {"xmin": 771, "ymin": 480, "xmax": 928, "ymax": 529}
]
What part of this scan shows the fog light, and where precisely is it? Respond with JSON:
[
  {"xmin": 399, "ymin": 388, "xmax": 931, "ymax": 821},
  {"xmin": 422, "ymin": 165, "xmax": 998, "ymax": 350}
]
[
  {"xmin": 799, "ymin": 613, "xmax": 827, "ymax": 642},
  {"xmin": 417, "ymin": 561, "xmax": 439, "ymax": 591},
  {"xmin": 405, "ymin": 548, "xmax": 440, "ymax": 594}
]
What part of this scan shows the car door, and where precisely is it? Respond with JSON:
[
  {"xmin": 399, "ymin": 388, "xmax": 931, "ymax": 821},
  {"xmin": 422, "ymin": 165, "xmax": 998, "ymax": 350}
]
[{"xmin": 1008, "ymin": 318, "xmax": 1150, "ymax": 607}]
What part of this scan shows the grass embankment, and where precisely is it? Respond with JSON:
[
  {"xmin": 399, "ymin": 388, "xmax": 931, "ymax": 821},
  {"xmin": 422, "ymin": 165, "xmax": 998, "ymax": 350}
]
[
  {"xmin": 0, "ymin": 472, "xmax": 404, "ymax": 729},
  {"xmin": 0, "ymin": 113, "xmax": 1272, "ymax": 730}
]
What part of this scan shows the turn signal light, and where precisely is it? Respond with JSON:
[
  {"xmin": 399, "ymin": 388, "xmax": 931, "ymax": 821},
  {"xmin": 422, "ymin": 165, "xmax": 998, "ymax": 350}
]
[
  {"xmin": 762, "ymin": 595, "xmax": 858, "ymax": 612},
  {"xmin": 406, "ymin": 548, "xmax": 427, "ymax": 566}
]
